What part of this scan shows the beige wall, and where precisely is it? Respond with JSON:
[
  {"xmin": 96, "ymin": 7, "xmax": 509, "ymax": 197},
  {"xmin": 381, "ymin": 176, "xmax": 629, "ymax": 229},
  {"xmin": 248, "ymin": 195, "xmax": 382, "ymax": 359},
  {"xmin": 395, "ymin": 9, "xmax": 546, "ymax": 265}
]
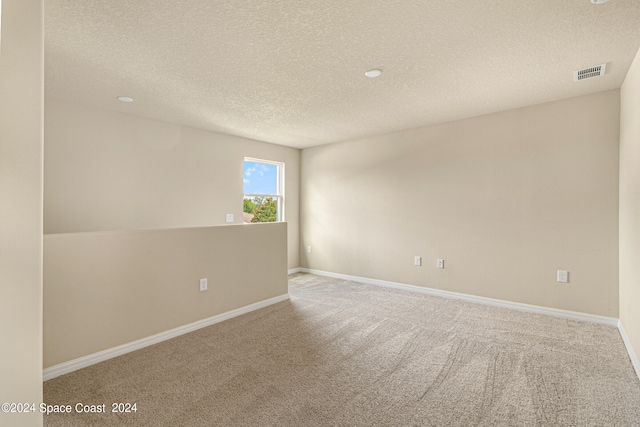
[
  {"xmin": 620, "ymin": 47, "xmax": 640, "ymax": 365},
  {"xmin": 44, "ymin": 98, "xmax": 300, "ymax": 268},
  {"xmin": 44, "ymin": 223, "xmax": 288, "ymax": 368},
  {"xmin": 0, "ymin": 0, "xmax": 44, "ymax": 426},
  {"xmin": 301, "ymin": 90, "xmax": 620, "ymax": 317}
]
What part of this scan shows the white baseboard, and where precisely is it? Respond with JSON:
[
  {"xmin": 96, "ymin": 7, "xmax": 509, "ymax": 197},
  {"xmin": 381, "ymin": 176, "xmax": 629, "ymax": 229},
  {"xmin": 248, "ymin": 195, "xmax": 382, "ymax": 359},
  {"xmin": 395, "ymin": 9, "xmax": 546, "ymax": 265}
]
[
  {"xmin": 299, "ymin": 268, "xmax": 640, "ymax": 380},
  {"xmin": 43, "ymin": 293, "xmax": 290, "ymax": 381},
  {"xmin": 299, "ymin": 268, "xmax": 619, "ymax": 327},
  {"xmin": 618, "ymin": 320, "xmax": 640, "ymax": 380},
  {"xmin": 288, "ymin": 267, "xmax": 302, "ymax": 275}
]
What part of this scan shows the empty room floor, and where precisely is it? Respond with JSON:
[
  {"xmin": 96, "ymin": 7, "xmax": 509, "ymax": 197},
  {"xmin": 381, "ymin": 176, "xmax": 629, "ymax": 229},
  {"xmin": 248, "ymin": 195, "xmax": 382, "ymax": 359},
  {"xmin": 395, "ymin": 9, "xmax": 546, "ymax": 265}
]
[{"xmin": 43, "ymin": 273, "xmax": 640, "ymax": 426}]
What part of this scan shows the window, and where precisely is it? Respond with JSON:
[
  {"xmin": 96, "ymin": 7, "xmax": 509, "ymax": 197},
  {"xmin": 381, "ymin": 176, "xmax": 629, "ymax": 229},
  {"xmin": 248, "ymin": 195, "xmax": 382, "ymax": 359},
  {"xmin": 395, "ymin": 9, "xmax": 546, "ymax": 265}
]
[{"xmin": 243, "ymin": 158, "xmax": 284, "ymax": 223}]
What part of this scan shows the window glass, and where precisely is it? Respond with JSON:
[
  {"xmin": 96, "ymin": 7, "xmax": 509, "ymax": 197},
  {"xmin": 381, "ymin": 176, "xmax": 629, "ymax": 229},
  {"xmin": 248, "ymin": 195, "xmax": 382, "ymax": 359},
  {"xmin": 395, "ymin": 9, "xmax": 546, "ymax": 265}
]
[{"xmin": 243, "ymin": 159, "xmax": 284, "ymax": 223}]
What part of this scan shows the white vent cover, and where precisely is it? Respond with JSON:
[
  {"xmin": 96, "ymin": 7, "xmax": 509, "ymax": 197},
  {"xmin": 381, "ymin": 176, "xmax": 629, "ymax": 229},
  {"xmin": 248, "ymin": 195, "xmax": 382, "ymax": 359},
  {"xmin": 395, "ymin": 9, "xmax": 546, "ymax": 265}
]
[{"xmin": 574, "ymin": 64, "xmax": 606, "ymax": 82}]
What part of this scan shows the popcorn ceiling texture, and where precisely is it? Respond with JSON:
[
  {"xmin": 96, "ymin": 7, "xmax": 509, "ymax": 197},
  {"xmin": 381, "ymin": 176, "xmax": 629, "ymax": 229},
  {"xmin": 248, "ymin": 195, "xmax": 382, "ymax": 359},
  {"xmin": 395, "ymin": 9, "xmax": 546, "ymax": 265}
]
[{"xmin": 45, "ymin": 0, "xmax": 640, "ymax": 148}]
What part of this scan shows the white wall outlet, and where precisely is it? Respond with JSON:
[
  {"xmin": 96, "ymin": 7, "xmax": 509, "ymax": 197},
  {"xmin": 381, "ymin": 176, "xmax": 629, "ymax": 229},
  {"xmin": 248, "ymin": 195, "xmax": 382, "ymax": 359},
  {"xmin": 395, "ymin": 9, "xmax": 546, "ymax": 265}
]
[
  {"xmin": 414, "ymin": 256, "xmax": 422, "ymax": 266},
  {"xmin": 225, "ymin": 214, "xmax": 234, "ymax": 223},
  {"xmin": 307, "ymin": 246, "xmax": 312, "ymax": 254},
  {"xmin": 437, "ymin": 259, "xmax": 444, "ymax": 269},
  {"xmin": 557, "ymin": 270, "xmax": 569, "ymax": 283},
  {"xmin": 199, "ymin": 278, "xmax": 208, "ymax": 291}
]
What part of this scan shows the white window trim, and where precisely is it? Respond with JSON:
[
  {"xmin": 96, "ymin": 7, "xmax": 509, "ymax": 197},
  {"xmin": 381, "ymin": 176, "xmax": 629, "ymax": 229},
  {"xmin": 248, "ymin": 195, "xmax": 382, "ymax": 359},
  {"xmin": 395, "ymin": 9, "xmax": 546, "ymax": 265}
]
[{"xmin": 244, "ymin": 157, "xmax": 285, "ymax": 222}]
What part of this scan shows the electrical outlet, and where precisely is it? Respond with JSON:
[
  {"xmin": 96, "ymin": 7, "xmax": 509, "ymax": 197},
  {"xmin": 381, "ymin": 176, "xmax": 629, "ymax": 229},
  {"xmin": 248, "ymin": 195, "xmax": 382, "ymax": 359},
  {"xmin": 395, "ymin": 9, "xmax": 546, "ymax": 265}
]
[
  {"xmin": 225, "ymin": 214, "xmax": 234, "ymax": 223},
  {"xmin": 437, "ymin": 259, "xmax": 444, "ymax": 269},
  {"xmin": 557, "ymin": 270, "xmax": 568, "ymax": 283},
  {"xmin": 414, "ymin": 256, "xmax": 422, "ymax": 266},
  {"xmin": 307, "ymin": 246, "xmax": 312, "ymax": 254},
  {"xmin": 200, "ymin": 278, "xmax": 208, "ymax": 291}
]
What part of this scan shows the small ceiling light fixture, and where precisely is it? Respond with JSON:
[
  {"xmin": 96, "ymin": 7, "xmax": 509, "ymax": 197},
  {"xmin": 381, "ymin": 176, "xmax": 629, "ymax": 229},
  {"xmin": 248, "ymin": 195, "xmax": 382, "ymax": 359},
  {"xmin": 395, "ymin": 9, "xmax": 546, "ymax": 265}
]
[
  {"xmin": 117, "ymin": 96, "xmax": 134, "ymax": 103},
  {"xmin": 364, "ymin": 69, "xmax": 382, "ymax": 78},
  {"xmin": 590, "ymin": 0, "xmax": 609, "ymax": 4}
]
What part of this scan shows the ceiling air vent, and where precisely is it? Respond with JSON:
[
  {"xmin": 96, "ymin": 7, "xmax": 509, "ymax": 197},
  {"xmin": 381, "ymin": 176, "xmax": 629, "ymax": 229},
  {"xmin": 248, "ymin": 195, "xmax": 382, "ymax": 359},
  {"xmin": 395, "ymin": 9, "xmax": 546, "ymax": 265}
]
[{"xmin": 574, "ymin": 63, "xmax": 606, "ymax": 82}]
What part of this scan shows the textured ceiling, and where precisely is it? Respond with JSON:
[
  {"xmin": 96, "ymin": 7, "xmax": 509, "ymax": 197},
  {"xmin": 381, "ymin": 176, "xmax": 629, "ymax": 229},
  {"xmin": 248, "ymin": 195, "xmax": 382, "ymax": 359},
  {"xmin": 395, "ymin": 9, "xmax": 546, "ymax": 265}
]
[{"xmin": 45, "ymin": 0, "xmax": 640, "ymax": 149}]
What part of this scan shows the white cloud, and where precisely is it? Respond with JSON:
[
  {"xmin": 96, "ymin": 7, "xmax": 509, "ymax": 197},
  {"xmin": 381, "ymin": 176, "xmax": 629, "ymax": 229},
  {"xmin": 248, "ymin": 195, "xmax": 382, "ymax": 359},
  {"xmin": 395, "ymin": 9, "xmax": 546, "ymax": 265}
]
[
  {"xmin": 245, "ymin": 167, "xmax": 256, "ymax": 177},
  {"xmin": 243, "ymin": 178, "xmax": 249, "ymax": 184}
]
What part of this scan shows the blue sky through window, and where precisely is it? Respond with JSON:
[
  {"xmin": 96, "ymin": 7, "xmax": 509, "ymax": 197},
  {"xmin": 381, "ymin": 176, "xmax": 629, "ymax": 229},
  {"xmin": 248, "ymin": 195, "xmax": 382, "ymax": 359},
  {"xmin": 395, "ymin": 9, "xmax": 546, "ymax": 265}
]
[{"xmin": 243, "ymin": 161, "xmax": 277, "ymax": 194}]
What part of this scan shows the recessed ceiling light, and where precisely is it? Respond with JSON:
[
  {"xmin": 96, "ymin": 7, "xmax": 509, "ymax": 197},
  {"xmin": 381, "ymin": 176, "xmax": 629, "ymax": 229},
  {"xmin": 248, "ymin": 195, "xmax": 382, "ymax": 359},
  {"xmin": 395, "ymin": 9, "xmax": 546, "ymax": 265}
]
[
  {"xmin": 117, "ymin": 96, "xmax": 134, "ymax": 103},
  {"xmin": 590, "ymin": 0, "xmax": 609, "ymax": 4},
  {"xmin": 365, "ymin": 69, "xmax": 382, "ymax": 78}
]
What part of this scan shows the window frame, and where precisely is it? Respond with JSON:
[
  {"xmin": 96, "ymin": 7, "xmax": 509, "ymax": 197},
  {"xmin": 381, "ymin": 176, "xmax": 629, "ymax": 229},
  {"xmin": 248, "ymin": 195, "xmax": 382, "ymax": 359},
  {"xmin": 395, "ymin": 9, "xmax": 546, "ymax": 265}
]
[{"xmin": 243, "ymin": 157, "xmax": 285, "ymax": 223}]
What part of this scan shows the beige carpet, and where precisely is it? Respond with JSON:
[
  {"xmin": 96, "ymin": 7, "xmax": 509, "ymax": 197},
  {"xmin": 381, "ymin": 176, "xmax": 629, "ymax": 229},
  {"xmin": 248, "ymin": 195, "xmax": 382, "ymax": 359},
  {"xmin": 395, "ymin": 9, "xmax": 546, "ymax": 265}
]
[{"xmin": 44, "ymin": 273, "xmax": 640, "ymax": 426}]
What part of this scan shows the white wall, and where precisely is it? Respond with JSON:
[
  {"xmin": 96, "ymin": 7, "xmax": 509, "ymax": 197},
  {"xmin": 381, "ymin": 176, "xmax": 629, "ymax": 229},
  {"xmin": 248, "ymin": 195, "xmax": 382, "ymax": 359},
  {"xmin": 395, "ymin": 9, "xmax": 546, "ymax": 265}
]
[
  {"xmin": 0, "ymin": 0, "xmax": 44, "ymax": 426},
  {"xmin": 620, "ymin": 46, "xmax": 640, "ymax": 367},
  {"xmin": 301, "ymin": 90, "xmax": 620, "ymax": 317},
  {"xmin": 44, "ymin": 98, "xmax": 300, "ymax": 268}
]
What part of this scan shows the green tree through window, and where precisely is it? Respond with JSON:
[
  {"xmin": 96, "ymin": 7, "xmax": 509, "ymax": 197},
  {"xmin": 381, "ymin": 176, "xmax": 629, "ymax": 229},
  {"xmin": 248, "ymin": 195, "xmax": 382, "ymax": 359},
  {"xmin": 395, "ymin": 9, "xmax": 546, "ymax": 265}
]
[
  {"xmin": 251, "ymin": 197, "xmax": 277, "ymax": 223},
  {"xmin": 243, "ymin": 159, "xmax": 284, "ymax": 223}
]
